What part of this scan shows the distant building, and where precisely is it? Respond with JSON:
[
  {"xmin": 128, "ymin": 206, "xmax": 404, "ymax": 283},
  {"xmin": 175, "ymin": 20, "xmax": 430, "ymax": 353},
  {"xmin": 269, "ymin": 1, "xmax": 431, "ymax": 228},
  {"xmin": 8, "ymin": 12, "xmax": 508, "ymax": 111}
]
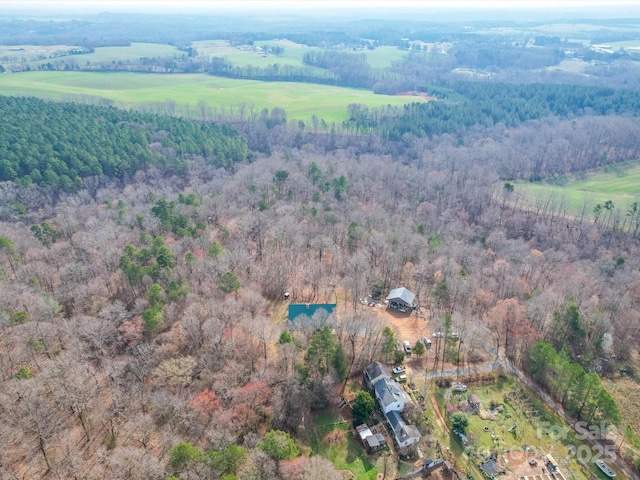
[{"xmin": 386, "ymin": 287, "xmax": 415, "ymax": 312}]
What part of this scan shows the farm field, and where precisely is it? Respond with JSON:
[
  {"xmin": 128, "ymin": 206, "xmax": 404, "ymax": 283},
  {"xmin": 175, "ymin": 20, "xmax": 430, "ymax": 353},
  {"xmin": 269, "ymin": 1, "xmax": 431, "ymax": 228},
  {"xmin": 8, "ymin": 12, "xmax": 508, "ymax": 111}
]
[
  {"xmin": 81, "ymin": 42, "xmax": 182, "ymax": 62},
  {"xmin": 0, "ymin": 43, "xmax": 182, "ymax": 71},
  {"xmin": 193, "ymin": 39, "xmax": 408, "ymax": 69},
  {"xmin": 514, "ymin": 160, "xmax": 640, "ymax": 213},
  {"xmin": 0, "ymin": 71, "xmax": 421, "ymax": 123},
  {"xmin": 0, "ymin": 44, "xmax": 82, "ymax": 62}
]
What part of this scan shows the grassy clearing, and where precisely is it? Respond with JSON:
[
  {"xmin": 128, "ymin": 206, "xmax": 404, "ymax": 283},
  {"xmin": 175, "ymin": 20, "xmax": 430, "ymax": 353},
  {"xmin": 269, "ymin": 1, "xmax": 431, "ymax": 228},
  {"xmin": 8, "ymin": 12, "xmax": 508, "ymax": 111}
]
[
  {"xmin": 193, "ymin": 39, "xmax": 310, "ymax": 67},
  {"xmin": 602, "ymin": 377, "xmax": 640, "ymax": 440},
  {"xmin": 192, "ymin": 40, "xmax": 407, "ymax": 69},
  {"xmin": 311, "ymin": 412, "xmax": 377, "ymax": 480},
  {"xmin": 0, "ymin": 71, "xmax": 420, "ymax": 123},
  {"xmin": 514, "ymin": 160, "xmax": 640, "ymax": 213},
  {"xmin": 365, "ymin": 47, "xmax": 408, "ymax": 69},
  {"xmin": 82, "ymin": 42, "xmax": 181, "ymax": 62},
  {"xmin": 0, "ymin": 44, "xmax": 82, "ymax": 61}
]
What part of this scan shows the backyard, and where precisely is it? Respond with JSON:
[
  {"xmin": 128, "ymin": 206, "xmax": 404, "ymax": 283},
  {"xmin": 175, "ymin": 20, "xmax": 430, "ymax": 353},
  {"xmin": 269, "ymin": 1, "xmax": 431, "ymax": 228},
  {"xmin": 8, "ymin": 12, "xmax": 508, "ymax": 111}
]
[{"xmin": 435, "ymin": 376, "xmax": 618, "ymax": 479}]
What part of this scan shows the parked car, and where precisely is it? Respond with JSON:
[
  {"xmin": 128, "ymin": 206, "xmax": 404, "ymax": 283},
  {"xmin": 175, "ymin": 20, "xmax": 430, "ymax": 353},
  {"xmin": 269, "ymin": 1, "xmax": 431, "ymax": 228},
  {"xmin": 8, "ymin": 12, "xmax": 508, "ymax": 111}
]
[
  {"xmin": 432, "ymin": 332, "xmax": 444, "ymax": 338},
  {"xmin": 449, "ymin": 332, "xmax": 460, "ymax": 339},
  {"xmin": 395, "ymin": 374, "xmax": 407, "ymax": 383},
  {"xmin": 392, "ymin": 366, "xmax": 406, "ymax": 374},
  {"xmin": 403, "ymin": 340, "xmax": 412, "ymax": 355},
  {"xmin": 423, "ymin": 337, "xmax": 432, "ymax": 348},
  {"xmin": 452, "ymin": 383, "xmax": 467, "ymax": 392}
]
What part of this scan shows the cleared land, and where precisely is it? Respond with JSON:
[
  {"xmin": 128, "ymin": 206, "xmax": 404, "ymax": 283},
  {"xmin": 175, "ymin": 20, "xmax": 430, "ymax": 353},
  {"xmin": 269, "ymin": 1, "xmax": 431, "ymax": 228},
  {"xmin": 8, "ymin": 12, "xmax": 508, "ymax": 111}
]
[
  {"xmin": 0, "ymin": 43, "xmax": 182, "ymax": 71},
  {"xmin": 0, "ymin": 71, "xmax": 421, "ymax": 123},
  {"xmin": 193, "ymin": 39, "xmax": 408, "ymax": 69},
  {"xmin": 311, "ymin": 411, "xmax": 378, "ymax": 480},
  {"xmin": 514, "ymin": 160, "xmax": 640, "ymax": 213},
  {"xmin": 81, "ymin": 42, "xmax": 181, "ymax": 62}
]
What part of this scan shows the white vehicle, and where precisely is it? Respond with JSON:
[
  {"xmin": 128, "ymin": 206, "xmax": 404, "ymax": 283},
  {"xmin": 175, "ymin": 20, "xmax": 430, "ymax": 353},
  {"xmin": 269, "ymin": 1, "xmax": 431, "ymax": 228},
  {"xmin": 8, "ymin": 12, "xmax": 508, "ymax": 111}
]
[
  {"xmin": 595, "ymin": 459, "xmax": 616, "ymax": 478},
  {"xmin": 452, "ymin": 383, "xmax": 467, "ymax": 392},
  {"xmin": 403, "ymin": 340, "xmax": 412, "ymax": 355},
  {"xmin": 392, "ymin": 366, "xmax": 406, "ymax": 374},
  {"xmin": 423, "ymin": 337, "xmax": 432, "ymax": 348},
  {"xmin": 432, "ymin": 332, "xmax": 444, "ymax": 338}
]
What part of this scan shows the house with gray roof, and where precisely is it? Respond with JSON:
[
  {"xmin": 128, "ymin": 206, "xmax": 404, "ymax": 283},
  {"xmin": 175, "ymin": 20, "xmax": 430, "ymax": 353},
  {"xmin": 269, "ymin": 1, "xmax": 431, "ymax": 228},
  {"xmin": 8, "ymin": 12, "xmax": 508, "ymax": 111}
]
[
  {"xmin": 387, "ymin": 410, "xmax": 421, "ymax": 448},
  {"xmin": 386, "ymin": 287, "xmax": 415, "ymax": 312},
  {"xmin": 373, "ymin": 377, "xmax": 410, "ymax": 414},
  {"xmin": 363, "ymin": 362, "xmax": 421, "ymax": 450},
  {"xmin": 364, "ymin": 361, "xmax": 391, "ymax": 389}
]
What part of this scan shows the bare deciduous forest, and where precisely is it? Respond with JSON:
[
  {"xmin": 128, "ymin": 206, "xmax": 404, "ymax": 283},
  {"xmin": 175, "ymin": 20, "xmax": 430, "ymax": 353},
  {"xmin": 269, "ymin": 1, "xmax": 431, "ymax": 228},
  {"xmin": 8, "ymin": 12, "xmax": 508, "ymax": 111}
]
[{"xmin": 1, "ymin": 4, "xmax": 640, "ymax": 479}]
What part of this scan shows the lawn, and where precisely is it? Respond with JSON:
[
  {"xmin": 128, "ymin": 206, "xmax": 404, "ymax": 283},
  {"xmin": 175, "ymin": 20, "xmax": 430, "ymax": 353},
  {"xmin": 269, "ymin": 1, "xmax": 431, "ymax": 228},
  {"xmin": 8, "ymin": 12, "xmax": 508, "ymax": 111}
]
[
  {"xmin": 514, "ymin": 160, "xmax": 640, "ymax": 213},
  {"xmin": 0, "ymin": 71, "xmax": 421, "ymax": 123},
  {"xmin": 311, "ymin": 412, "xmax": 378, "ymax": 480}
]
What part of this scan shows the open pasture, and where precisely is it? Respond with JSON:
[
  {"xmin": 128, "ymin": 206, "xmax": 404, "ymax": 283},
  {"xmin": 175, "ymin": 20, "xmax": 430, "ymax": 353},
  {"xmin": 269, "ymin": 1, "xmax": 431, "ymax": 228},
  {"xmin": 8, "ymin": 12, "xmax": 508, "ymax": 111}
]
[
  {"xmin": 514, "ymin": 160, "xmax": 640, "ymax": 213},
  {"xmin": 0, "ymin": 44, "xmax": 82, "ymax": 62},
  {"xmin": 0, "ymin": 71, "xmax": 421, "ymax": 123},
  {"xmin": 82, "ymin": 42, "xmax": 182, "ymax": 62},
  {"xmin": 192, "ymin": 39, "xmax": 407, "ymax": 69}
]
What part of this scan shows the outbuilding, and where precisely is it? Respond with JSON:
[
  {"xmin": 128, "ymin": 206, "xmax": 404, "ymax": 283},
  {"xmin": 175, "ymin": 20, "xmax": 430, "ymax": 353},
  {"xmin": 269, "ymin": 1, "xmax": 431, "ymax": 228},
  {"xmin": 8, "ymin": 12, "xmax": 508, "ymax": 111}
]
[{"xmin": 386, "ymin": 287, "xmax": 415, "ymax": 312}]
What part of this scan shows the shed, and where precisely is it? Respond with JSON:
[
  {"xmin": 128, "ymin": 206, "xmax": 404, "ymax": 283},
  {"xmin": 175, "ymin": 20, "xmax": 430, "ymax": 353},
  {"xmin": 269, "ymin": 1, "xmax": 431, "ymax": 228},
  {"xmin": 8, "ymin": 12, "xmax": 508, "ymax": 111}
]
[
  {"xmin": 480, "ymin": 459, "xmax": 499, "ymax": 478},
  {"xmin": 386, "ymin": 287, "xmax": 415, "ymax": 312},
  {"xmin": 365, "ymin": 433, "xmax": 386, "ymax": 453},
  {"xmin": 356, "ymin": 424, "xmax": 385, "ymax": 453},
  {"xmin": 468, "ymin": 394, "xmax": 482, "ymax": 411}
]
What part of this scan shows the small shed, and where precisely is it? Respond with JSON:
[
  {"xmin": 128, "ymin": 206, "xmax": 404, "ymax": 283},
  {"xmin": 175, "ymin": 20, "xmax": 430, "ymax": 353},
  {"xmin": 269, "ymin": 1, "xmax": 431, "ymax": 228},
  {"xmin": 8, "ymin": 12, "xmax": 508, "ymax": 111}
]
[
  {"xmin": 365, "ymin": 433, "xmax": 386, "ymax": 453},
  {"xmin": 386, "ymin": 287, "xmax": 415, "ymax": 312},
  {"xmin": 356, "ymin": 424, "xmax": 385, "ymax": 453},
  {"xmin": 468, "ymin": 394, "xmax": 482, "ymax": 412},
  {"xmin": 480, "ymin": 459, "xmax": 499, "ymax": 478}
]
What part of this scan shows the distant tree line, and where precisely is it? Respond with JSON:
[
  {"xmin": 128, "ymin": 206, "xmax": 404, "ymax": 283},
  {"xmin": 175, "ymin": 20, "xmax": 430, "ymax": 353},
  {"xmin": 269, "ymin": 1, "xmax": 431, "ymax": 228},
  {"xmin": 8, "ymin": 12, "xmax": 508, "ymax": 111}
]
[{"xmin": 346, "ymin": 81, "xmax": 640, "ymax": 144}]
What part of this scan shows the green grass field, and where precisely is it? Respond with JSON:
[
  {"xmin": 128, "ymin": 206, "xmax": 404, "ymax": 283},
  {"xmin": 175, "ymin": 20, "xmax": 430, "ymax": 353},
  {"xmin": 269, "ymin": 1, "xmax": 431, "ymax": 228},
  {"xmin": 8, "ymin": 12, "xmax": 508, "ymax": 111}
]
[
  {"xmin": 192, "ymin": 39, "xmax": 407, "ymax": 69},
  {"xmin": 82, "ymin": 42, "xmax": 182, "ymax": 63},
  {"xmin": 0, "ymin": 71, "xmax": 421, "ymax": 123},
  {"xmin": 311, "ymin": 412, "xmax": 377, "ymax": 480},
  {"xmin": 514, "ymin": 161, "xmax": 640, "ymax": 213},
  {"xmin": 0, "ymin": 43, "xmax": 183, "ymax": 71}
]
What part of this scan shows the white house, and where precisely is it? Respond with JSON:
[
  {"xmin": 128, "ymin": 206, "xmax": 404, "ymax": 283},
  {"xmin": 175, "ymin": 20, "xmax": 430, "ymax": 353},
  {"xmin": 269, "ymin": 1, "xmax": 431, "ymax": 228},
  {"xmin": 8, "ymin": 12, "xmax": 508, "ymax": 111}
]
[
  {"xmin": 373, "ymin": 377, "xmax": 410, "ymax": 414},
  {"xmin": 364, "ymin": 362, "xmax": 421, "ymax": 449}
]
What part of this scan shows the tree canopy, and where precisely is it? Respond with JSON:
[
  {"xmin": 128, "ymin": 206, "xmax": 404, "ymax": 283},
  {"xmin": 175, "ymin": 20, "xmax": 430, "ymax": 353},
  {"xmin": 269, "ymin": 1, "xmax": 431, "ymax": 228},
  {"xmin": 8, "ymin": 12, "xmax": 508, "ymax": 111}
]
[{"xmin": 0, "ymin": 96, "xmax": 248, "ymax": 190}]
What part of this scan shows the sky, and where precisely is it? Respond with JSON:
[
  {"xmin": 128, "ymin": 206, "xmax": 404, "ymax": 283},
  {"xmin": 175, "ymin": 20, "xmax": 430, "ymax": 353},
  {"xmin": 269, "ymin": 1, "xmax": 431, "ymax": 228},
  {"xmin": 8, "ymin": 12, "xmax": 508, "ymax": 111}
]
[{"xmin": 3, "ymin": 0, "xmax": 640, "ymax": 12}]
